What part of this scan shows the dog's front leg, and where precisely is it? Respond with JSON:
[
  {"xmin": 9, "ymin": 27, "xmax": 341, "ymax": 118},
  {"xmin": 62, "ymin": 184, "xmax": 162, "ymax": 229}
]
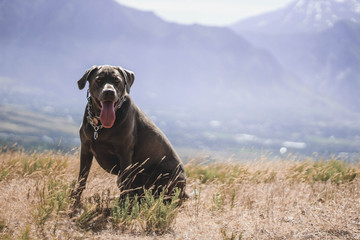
[{"xmin": 71, "ymin": 144, "xmax": 93, "ymax": 206}]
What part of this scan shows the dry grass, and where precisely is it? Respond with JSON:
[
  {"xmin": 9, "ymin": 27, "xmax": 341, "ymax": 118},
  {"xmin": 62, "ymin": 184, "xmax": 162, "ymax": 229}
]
[{"xmin": 0, "ymin": 149, "xmax": 360, "ymax": 239}]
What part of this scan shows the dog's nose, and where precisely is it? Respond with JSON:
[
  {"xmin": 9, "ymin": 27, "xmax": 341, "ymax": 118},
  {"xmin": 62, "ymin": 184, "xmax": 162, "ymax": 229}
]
[{"xmin": 103, "ymin": 89, "xmax": 115, "ymax": 97}]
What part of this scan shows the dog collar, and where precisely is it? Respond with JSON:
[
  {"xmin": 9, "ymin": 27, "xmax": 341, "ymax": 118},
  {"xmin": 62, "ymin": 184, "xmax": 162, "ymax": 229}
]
[{"xmin": 86, "ymin": 89, "xmax": 126, "ymax": 140}]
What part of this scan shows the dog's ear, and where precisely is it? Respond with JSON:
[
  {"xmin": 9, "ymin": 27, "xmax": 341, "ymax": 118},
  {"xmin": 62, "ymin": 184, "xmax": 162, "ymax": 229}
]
[
  {"xmin": 77, "ymin": 65, "xmax": 98, "ymax": 90},
  {"xmin": 124, "ymin": 69, "xmax": 135, "ymax": 93},
  {"xmin": 117, "ymin": 67, "xmax": 135, "ymax": 93}
]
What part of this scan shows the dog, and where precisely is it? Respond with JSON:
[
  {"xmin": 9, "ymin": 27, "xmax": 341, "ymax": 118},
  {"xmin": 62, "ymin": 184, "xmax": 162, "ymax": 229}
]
[{"xmin": 71, "ymin": 65, "xmax": 187, "ymax": 205}]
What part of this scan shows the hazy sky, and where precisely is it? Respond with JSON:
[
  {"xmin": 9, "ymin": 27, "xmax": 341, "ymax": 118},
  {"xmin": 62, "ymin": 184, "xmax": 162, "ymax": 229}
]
[{"xmin": 116, "ymin": 0, "xmax": 295, "ymax": 26}]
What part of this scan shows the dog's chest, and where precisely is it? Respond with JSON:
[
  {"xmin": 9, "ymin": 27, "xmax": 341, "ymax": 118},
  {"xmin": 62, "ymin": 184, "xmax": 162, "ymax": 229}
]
[
  {"xmin": 89, "ymin": 141, "xmax": 122, "ymax": 173},
  {"xmin": 89, "ymin": 138, "xmax": 117, "ymax": 155}
]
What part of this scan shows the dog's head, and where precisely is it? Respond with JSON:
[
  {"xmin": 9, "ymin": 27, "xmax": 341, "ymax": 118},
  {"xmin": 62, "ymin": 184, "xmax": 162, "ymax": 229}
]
[{"xmin": 78, "ymin": 65, "xmax": 135, "ymax": 128}]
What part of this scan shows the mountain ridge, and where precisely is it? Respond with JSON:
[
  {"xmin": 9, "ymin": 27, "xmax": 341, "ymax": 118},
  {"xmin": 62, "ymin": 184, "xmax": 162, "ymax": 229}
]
[
  {"xmin": 231, "ymin": 0, "xmax": 360, "ymax": 34},
  {"xmin": 231, "ymin": 0, "xmax": 360, "ymax": 112},
  {"xmin": 0, "ymin": 0, "xmax": 288, "ymax": 110}
]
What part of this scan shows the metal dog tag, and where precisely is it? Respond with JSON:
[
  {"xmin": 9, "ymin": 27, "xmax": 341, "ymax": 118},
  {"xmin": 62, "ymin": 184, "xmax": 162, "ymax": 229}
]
[{"xmin": 94, "ymin": 131, "xmax": 98, "ymax": 140}]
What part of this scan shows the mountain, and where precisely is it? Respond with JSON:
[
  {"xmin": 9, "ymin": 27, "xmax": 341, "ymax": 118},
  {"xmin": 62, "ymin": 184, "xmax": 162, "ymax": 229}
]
[
  {"xmin": 0, "ymin": 0, "xmax": 285, "ymax": 109},
  {"xmin": 231, "ymin": 0, "xmax": 360, "ymax": 112},
  {"xmin": 231, "ymin": 0, "xmax": 360, "ymax": 34},
  {"xmin": 1, "ymin": 0, "xmax": 360, "ymax": 154},
  {"xmin": 0, "ymin": 0, "xmax": 296, "ymax": 150}
]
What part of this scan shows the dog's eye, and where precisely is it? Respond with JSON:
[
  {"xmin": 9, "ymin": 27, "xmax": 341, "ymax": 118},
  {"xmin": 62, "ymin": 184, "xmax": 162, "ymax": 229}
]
[
  {"xmin": 114, "ymin": 77, "xmax": 121, "ymax": 84},
  {"xmin": 95, "ymin": 78, "xmax": 102, "ymax": 84}
]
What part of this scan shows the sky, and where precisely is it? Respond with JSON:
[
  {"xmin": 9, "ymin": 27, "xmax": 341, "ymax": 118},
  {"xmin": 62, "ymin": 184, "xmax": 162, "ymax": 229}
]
[{"xmin": 116, "ymin": 0, "xmax": 295, "ymax": 26}]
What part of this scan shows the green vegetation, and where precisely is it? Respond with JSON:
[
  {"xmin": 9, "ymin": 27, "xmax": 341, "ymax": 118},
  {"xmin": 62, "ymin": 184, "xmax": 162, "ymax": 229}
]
[
  {"xmin": 0, "ymin": 220, "xmax": 4, "ymax": 232},
  {"xmin": 186, "ymin": 157, "xmax": 359, "ymax": 185},
  {"xmin": 137, "ymin": 188, "xmax": 181, "ymax": 234},
  {"xmin": 18, "ymin": 224, "xmax": 31, "ymax": 240},
  {"xmin": 185, "ymin": 162, "xmax": 279, "ymax": 184},
  {"xmin": 220, "ymin": 228, "xmax": 244, "ymax": 240},
  {"xmin": 76, "ymin": 188, "xmax": 181, "ymax": 234},
  {"xmin": 32, "ymin": 178, "xmax": 73, "ymax": 235},
  {"xmin": 112, "ymin": 194, "xmax": 140, "ymax": 230},
  {"xmin": 289, "ymin": 157, "xmax": 358, "ymax": 184},
  {"xmin": 0, "ymin": 150, "xmax": 68, "ymax": 181},
  {"xmin": 211, "ymin": 191, "xmax": 225, "ymax": 211},
  {"xmin": 185, "ymin": 162, "xmax": 250, "ymax": 183},
  {"xmin": 75, "ymin": 190, "xmax": 112, "ymax": 231}
]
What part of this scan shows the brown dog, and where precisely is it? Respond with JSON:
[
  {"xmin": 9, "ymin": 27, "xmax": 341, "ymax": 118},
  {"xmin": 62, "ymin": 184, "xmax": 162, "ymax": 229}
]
[{"xmin": 72, "ymin": 65, "xmax": 186, "ymax": 204}]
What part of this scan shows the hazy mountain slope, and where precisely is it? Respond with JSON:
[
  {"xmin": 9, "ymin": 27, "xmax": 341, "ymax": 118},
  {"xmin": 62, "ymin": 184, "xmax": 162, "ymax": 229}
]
[
  {"xmin": 0, "ymin": 104, "xmax": 79, "ymax": 148},
  {"xmin": 231, "ymin": 0, "xmax": 360, "ymax": 111},
  {"xmin": 231, "ymin": 0, "xmax": 360, "ymax": 34},
  {"xmin": 0, "ymin": 0, "xmax": 286, "ymax": 111}
]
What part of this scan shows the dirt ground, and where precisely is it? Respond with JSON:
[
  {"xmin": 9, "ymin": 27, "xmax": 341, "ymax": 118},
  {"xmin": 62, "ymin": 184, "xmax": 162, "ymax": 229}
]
[{"xmin": 1, "ymin": 150, "xmax": 359, "ymax": 239}]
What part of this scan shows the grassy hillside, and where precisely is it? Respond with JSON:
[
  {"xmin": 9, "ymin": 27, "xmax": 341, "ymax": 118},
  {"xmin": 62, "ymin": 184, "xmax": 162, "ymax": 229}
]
[
  {"xmin": 0, "ymin": 104, "xmax": 79, "ymax": 149},
  {"xmin": 0, "ymin": 149, "xmax": 359, "ymax": 239}
]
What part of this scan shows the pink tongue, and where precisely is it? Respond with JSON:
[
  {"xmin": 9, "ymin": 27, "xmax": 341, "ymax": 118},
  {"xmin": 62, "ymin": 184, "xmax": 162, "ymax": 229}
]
[{"xmin": 100, "ymin": 101, "xmax": 115, "ymax": 128}]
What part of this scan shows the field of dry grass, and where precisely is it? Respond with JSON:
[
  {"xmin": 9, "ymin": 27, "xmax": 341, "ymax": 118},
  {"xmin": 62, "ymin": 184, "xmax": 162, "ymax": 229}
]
[{"xmin": 0, "ymin": 148, "xmax": 360, "ymax": 239}]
